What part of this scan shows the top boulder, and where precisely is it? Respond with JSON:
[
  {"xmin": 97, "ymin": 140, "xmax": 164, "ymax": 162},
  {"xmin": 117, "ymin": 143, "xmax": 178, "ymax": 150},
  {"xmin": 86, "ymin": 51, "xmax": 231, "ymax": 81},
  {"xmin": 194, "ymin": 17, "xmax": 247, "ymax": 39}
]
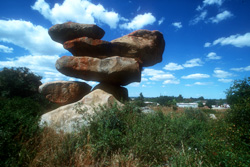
[{"xmin": 48, "ymin": 22, "xmax": 105, "ymax": 44}]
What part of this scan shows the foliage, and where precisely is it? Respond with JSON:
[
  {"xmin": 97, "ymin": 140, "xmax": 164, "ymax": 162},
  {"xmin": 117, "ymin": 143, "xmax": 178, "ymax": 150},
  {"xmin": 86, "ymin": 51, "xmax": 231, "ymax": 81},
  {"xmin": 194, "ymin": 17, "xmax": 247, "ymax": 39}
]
[
  {"xmin": 0, "ymin": 67, "xmax": 55, "ymax": 166},
  {"xmin": 198, "ymin": 101, "xmax": 204, "ymax": 108},
  {"xmin": 198, "ymin": 96, "xmax": 204, "ymax": 100},
  {"xmin": 1, "ymin": 67, "xmax": 249, "ymax": 166},
  {"xmin": 0, "ymin": 97, "xmax": 44, "ymax": 167},
  {"xmin": 226, "ymin": 77, "xmax": 250, "ymax": 105},
  {"xmin": 27, "ymin": 104, "xmax": 250, "ymax": 166},
  {"xmin": 151, "ymin": 95, "xmax": 176, "ymax": 106},
  {"xmin": 1, "ymin": 100, "xmax": 249, "ymax": 166},
  {"xmin": 205, "ymin": 99, "xmax": 216, "ymax": 108},
  {"xmin": 226, "ymin": 77, "xmax": 250, "ymax": 144},
  {"xmin": 0, "ymin": 67, "xmax": 42, "ymax": 98},
  {"xmin": 133, "ymin": 92, "xmax": 146, "ymax": 107},
  {"xmin": 177, "ymin": 94, "xmax": 184, "ymax": 102}
]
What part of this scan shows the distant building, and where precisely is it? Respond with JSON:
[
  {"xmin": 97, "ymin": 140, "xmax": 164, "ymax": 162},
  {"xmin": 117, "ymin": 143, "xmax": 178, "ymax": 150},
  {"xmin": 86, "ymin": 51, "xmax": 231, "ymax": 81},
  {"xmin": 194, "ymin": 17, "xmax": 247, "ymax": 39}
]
[
  {"xmin": 144, "ymin": 101, "xmax": 160, "ymax": 106},
  {"xmin": 177, "ymin": 103, "xmax": 198, "ymax": 108},
  {"xmin": 211, "ymin": 104, "xmax": 230, "ymax": 110}
]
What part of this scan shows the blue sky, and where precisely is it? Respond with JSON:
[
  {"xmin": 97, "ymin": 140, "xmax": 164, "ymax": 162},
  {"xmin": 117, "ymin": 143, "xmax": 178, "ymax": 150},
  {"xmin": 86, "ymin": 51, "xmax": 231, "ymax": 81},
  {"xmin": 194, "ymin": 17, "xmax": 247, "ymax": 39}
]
[{"xmin": 0, "ymin": 0, "xmax": 250, "ymax": 99}]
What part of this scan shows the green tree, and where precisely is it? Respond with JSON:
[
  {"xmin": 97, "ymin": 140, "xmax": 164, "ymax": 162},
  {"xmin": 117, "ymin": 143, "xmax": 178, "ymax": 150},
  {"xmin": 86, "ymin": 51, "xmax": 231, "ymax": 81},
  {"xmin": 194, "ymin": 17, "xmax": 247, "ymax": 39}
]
[
  {"xmin": 139, "ymin": 92, "xmax": 144, "ymax": 102},
  {"xmin": 226, "ymin": 77, "xmax": 250, "ymax": 144},
  {"xmin": 166, "ymin": 100, "xmax": 172, "ymax": 107},
  {"xmin": 218, "ymin": 98, "xmax": 224, "ymax": 106},
  {"xmin": 198, "ymin": 96, "xmax": 204, "ymax": 101},
  {"xmin": 206, "ymin": 99, "xmax": 216, "ymax": 109},
  {"xmin": 0, "ymin": 67, "xmax": 42, "ymax": 98},
  {"xmin": 198, "ymin": 101, "xmax": 204, "ymax": 108},
  {"xmin": 226, "ymin": 77, "xmax": 250, "ymax": 106},
  {"xmin": 177, "ymin": 94, "xmax": 183, "ymax": 102},
  {"xmin": 172, "ymin": 99, "xmax": 177, "ymax": 106},
  {"xmin": 135, "ymin": 92, "xmax": 145, "ymax": 107}
]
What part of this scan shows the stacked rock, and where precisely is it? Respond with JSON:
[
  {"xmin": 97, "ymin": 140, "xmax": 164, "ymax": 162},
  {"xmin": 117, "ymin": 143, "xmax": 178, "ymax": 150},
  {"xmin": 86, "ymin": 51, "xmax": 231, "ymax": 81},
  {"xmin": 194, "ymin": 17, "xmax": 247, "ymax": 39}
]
[
  {"xmin": 38, "ymin": 22, "xmax": 165, "ymax": 132},
  {"xmin": 40, "ymin": 22, "xmax": 165, "ymax": 104}
]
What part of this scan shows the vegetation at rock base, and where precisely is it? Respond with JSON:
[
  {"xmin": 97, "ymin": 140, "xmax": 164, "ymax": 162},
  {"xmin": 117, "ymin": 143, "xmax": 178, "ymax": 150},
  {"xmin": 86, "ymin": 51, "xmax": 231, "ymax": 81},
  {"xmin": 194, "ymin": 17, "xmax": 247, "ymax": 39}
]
[
  {"xmin": 0, "ymin": 97, "xmax": 44, "ymax": 167},
  {"xmin": 27, "ymin": 104, "xmax": 250, "ymax": 167},
  {"xmin": 0, "ymin": 67, "xmax": 249, "ymax": 166},
  {"xmin": 0, "ymin": 67, "xmax": 57, "ymax": 167}
]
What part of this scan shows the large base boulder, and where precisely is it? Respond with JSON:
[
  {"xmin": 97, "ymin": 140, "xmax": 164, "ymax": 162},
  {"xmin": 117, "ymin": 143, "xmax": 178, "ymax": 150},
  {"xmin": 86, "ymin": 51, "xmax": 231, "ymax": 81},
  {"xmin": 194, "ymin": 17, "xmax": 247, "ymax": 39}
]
[
  {"xmin": 40, "ymin": 89, "xmax": 123, "ymax": 133},
  {"xmin": 39, "ymin": 81, "xmax": 91, "ymax": 105},
  {"xmin": 56, "ymin": 56, "xmax": 141, "ymax": 85}
]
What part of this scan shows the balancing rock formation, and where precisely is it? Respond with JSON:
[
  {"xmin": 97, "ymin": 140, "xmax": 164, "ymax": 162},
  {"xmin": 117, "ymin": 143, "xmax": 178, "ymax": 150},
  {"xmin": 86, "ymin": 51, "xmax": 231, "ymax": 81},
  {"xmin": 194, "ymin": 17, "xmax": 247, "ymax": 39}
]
[{"xmin": 39, "ymin": 22, "xmax": 165, "ymax": 132}]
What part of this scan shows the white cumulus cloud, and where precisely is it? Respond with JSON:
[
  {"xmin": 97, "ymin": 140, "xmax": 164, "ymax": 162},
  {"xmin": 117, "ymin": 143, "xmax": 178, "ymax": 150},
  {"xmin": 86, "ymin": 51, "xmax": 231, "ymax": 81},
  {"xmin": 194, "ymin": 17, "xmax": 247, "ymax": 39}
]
[
  {"xmin": 128, "ymin": 82, "xmax": 140, "ymax": 87},
  {"xmin": 163, "ymin": 62, "xmax": 184, "ymax": 71},
  {"xmin": 204, "ymin": 42, "xmax": 211, "ymax": 47},
  {"xmin": 194, "ymin": 82, "xmax": 212, "ymax": 85},
  {"xmin": 0, "ymin": 54, "xmax": 94, "ymax": 83},
  {"xmin": 182, "ymin": 73, "xmax": 210, "ymax": 79},
  {"xmin": 213, "ymin": 69, "xmax": 233, "ymax": 78},
  {"xmin": 197, "ymin": 0, "xmax": 224, "ymax": 11},
  {"xmin": 212, "ymin": 32, "xmax": 250, "ymax": 48},
  {"xmin": 203, "ymin": 0, "xmax": 223, "ymax": 6},
  {"xmin": 210, "ymin": 10, "xmax": 233, "ymax": 23},
  {"xmin": 0, "ymin": 55, "xmax": 59, "ymax": 73},
  {"xmin": 32, "ymin": 0, "xmax": 120, "ymax": 28},
  {"xmin": 120, "ymin": 13, "xmax": 156, "ymax": 30},
  {"xmin": 0, "ymin": 44, "xmax": 13, "ymax": 53},
  {"xmin": 0, "ymin": 55, "xmax": 64, "ymax": 82},
  {"xmin": 231, "ymin": 65, "xmax": 250, "ymax": 72},
  {"xmin": 172, "ymin": 22, "xmax": 182, "ymax": 29},
  {"xmin": 0, "ymin": 19, "xmax": 65, "ymax": 56},
  {"xmin": 142, "ymin": 68, "xmax": 165, "ymax": 76},
  {"xmin": 218, "ymin": 78, "xmax": 233, "ymax": 83},
  {"xmin": 163, "ymin": 79, "xmax": 180, "ymax": 85},
  {"xmin": 206, "ymin": 52, "xmax": 221, "ymax": 60},
  {"xmin": 183, "ymin": 58, "xmax": 203, "ymax": 68},
  {"xmin": 142, "ymin": 68, "xmax": 178, "ymax": 84},
  {"xmin": 149, "ymin": 74, "xmax": 175, "ymax": 81}
]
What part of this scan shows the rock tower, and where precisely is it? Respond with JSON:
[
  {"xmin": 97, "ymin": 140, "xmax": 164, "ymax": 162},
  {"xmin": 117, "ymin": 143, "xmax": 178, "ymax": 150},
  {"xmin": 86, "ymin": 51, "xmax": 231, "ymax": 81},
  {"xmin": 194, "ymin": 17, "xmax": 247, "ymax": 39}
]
[{"xmin": 39, "ymin": 22, "xmax": 165, "ymax": 132}]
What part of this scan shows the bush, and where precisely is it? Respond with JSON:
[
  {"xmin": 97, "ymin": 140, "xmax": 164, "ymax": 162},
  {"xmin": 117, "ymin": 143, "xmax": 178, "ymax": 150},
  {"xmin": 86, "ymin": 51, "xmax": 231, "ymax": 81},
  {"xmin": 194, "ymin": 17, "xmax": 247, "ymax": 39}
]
[
  {"xmin": 226, "ymin": 77, "xmax": 250, "ymax": 144},
  {"xmin": 184, "ymin": 108, "xmax": 208, "ymax": 121},
  {"xmin": 26, "ymin": 102, "xmax": 250, "ymax": 166},
  {"xmin": 0, "ymin": 97, "xmax": 44, "ymax": 166},
  {"xmin": 133, "ymin": 92, "xmax": 146, "ymax": 107},
  {"xmin": 78, "ymin": 104, "xmax": 211, "ymax": 165}
]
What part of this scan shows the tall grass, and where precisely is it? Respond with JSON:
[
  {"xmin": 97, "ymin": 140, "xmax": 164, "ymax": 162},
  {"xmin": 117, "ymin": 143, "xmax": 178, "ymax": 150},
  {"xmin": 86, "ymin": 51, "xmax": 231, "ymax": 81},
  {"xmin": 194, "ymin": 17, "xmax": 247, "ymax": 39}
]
[
  {"xmin": 27, "ymin": 103, "xmax": 250, "ymax": 166},
  {"xmin": 1, "ymin": 99, "xmax": 249, "ymax": 166}
]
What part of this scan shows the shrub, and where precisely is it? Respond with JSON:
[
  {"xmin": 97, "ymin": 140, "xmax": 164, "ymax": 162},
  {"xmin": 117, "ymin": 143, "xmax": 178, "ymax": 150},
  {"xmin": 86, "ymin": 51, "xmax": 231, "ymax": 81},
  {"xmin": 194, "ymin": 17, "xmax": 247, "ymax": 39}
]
[
  {"xmin": 0, "ymin": 97, "xmax": 44, "ymax": 166},
  {"xmin": 25, "ymin": 102, "xmax": 250, "ymax": 166},
  {"xmin": 226, "ymin": 77, "xmax": 250, "ymax": 144},
  {"xmin": 184, "ymin": 108, "xmax": 208, "ymax": 121},
  {"xmin": 133, "ymin": 92, "xmax": 146, "ymax": 107},
  {"xmin": 77, "ymin": 104, "xmax": 213, "ymax": 165},
  {"xmin": 205, "ymin": 99, "xmax": 216, "ymax": 109}
]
